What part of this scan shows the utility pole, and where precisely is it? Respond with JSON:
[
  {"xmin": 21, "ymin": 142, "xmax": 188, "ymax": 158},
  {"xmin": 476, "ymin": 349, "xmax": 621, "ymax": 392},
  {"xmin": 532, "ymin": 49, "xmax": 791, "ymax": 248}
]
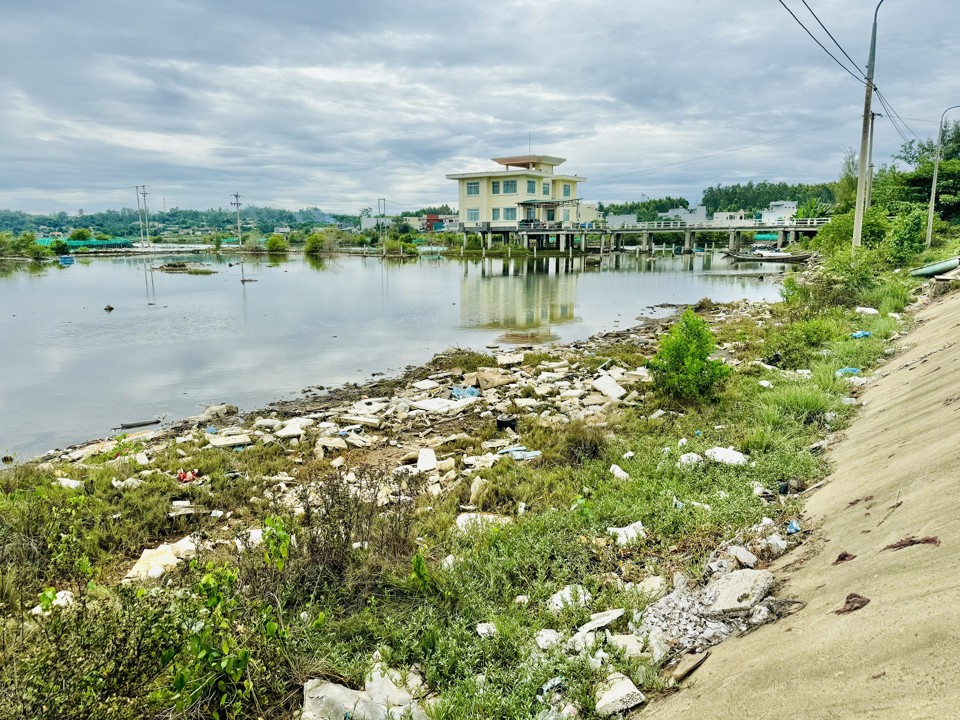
[
  {"xmin": 852, "ymin": 0, "xmax": 885, "ymax": 248},
  {"xmin": 866, "ymin": 112, "xmax": 881, "ymax": 209},
  {"xmin": 134, "ymin": 186, "xmax": 145, "ymax": 245},
  {"xmin": 378, "ymin": 197, "xmax": 387, "ymax": 253},
  {"xmin": 926, "ymin": 104, "xmax": 960, "ymax": 247},
  {"xmin": 231, "ymin": 192, "xmax": 245, "ymax": 281},
  {"xmin": 139, "ymin": 186, "xmax": 151, "ymax": 244}
]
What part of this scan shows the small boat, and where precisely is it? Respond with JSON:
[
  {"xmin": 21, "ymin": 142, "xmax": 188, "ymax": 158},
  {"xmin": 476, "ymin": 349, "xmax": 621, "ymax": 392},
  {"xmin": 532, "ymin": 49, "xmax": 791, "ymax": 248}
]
[
  {"xmin": 909, "ymin": 257, "xmax": 960, "ymax": 278},
  {"xmin": 58, "ymin": 255, "xmax": 74, "ymax": 266},
  {"xmin": 724, "ymin": 250, "xmax": 812, "ymax": 263}
]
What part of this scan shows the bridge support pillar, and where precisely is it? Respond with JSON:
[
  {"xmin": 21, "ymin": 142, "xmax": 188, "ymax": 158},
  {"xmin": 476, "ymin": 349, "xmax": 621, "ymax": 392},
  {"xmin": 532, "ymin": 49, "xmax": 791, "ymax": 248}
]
[
  {"xmin": 788, "ymin": 229, "xmax": 797, "ymax": 246},
  {"xmin": 462, "ymin": 232, "xmax": 468, "ymax": 250},
  {"xmin": 777, "ymin": 230, "xmax": 786, "ymax": 248},
  {"xmin": 683, "ymin": 230, "xmax": 695, "ymax": 254},
  {"xmin": 559, "ymin": 233, "xmax": 566, "ymax": 252},
  {"xmin": 641, "ymin": 232, "xmax": 652, "ymax": 253},
  {"xmin": 728, "ymin": 230, "xmax": 742, "ymax": 252}
]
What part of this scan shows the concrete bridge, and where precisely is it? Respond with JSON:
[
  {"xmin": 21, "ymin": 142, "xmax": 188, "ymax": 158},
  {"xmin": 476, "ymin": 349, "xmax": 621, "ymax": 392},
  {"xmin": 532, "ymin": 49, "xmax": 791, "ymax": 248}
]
[{"xmin": 461, "ymin": 217, "xmax": 830, "ymax": 254}]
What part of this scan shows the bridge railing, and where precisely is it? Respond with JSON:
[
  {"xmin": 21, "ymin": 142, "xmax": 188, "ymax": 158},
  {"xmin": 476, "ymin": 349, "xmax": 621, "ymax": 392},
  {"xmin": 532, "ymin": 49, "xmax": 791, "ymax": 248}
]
[{"xmin": 607, "ymin": 217, "xmax": 831, "ymax": 231}]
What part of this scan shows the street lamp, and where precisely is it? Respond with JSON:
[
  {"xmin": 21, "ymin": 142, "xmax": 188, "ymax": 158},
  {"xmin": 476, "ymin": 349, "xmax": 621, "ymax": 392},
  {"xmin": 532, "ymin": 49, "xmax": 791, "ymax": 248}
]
[
  {"xmin": 925, "ymin": 104, "xmax": 960, "ymax": 248},
  {"xmin": 852, "ymin": 0, "xmax": 885, "ymax": 248}
]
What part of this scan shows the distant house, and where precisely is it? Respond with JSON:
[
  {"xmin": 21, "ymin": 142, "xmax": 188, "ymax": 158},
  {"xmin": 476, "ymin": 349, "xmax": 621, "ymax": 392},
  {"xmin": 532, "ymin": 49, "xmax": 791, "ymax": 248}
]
[
  {"xmin": 446, "ymin": 155, "xmax": 594, "ymax": 229},
  {"xmin": 360, "ymin": 216, "xmax": 394, "ymax": 232},
  {"xmin": 760, "ymin": 201, "xmax": 798, "ymax": 224},
  {"xmin": 657, "ymin": 205, "xmax": 707, "ymax": 223},
  {"xmin": 711, "ymin": 210, "xmax": 747, "ymax": 226},
  {"xmin": 606, "ymin": 214, "xmax": 638, "ymax": 229}
]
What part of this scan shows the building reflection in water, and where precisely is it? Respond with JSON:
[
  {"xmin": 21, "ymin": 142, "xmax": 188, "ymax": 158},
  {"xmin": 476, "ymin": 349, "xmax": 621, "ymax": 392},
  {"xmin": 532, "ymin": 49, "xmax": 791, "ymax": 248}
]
[{"xmin": 459, "ymin": 256, "xmax": 582, "ymax": 343}]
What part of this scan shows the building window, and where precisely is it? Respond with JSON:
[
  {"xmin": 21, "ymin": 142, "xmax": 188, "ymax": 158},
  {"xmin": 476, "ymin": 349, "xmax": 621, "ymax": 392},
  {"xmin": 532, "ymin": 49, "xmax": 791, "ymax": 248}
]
[
  {"xmin": 467, "ymin": 208, "xmax": 480, "ymax": 222},
  {"xmin": 527, "ymin": 179, "xmax": 536, "ymax": 194},
  {"xmin": 543, "ymin": 182, "xmax": 550, "ymax": 196},
  {"xmin": 563, "ymin": 210, "xmax": 570, "ymax": 221},
  {"xmin": 563, "ymin": 184, "xmax": 571, "ymax": 197},
  {"xmin": 504, "ymin": 207, "xmax": 517, "ymax": 221},
  {"xmin": 466, "ymin": 181, "xmax": 480, "ymax": 196},
  {"xmin": 492, "ymin": 181, "xmax": 500, "ymax": 194},
  {"xmin": 492, "ymin": 208, "xmax": 500, "ymax": 221},
  {"xmin": 503, "ymin": 179, "xmax": 517, "ymax": 194},
  {"xmin": 547, "ymin": 209, "xmax": 556, "ymax": 222}
]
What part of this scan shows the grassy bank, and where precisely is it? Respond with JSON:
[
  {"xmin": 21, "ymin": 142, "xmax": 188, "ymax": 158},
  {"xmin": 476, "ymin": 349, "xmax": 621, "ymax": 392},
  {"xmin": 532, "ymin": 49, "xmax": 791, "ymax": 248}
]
[{"xmin": 0, "ymin": 228, "xmax": 950, "ymax": 718}]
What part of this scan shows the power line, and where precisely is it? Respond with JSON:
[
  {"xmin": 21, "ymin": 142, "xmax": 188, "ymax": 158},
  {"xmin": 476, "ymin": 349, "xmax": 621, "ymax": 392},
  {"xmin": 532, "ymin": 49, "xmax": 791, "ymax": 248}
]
[
  {"xmin": 799, "ymin": 0, "xmax": 862, "ymax": 75},
  {"xmin": 874, "ymin": 88, "xmax": 922, "ymax": 141},
  {"xmin": 873, "ymin": 91, "xmax": 909, "ymax": 144},
  {"xmin": 589, "ymin": 117, "xmax": 856, "ymax": 187},
  {"xmin": 777, "ymin": 0, "xmax": 866, "ymax": 84}
]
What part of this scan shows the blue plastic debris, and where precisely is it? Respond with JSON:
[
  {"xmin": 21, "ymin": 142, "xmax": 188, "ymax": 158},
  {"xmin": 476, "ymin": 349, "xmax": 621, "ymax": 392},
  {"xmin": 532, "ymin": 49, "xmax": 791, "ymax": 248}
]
[
  {"xmin": 205, "ymin": 425, "xmax": 217, "ymax": 434},
  {"xmin": 786, "ymin": 519, "xmax": 801, "ymax": 535},
  {"xmin": 850, "ymin": 330, "xmax": 872, "ymax": 339},
  {"xmin": 694, "ymin": 430, "xmax": 702, "ymax": 437},
  {"xmin": 452, "ymin": 386, "xmax": 481, "ymax": 399},
  {"xmin": 497, "ymin": 445, "xmax": 542, "ymax": 461},
  {"xmin": 835, "ymin": 367, "xmax": 861, "ymax": 377}
]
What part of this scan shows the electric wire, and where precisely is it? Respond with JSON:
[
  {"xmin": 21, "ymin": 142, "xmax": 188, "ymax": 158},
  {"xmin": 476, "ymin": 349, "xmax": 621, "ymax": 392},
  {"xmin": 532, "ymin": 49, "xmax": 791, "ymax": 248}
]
[
  {"xmin": 874, "ymin": 91, "xmax": 910, "ymax": 144},
  {"xmin": 798, "ymin": 0, "xmax": 862, "ymax": 75},
  {"xmin": 777, "ymin": 0, "xmax": 866, "ymax": 84},
  {"xmin": 874, "ymin": 88, "xmax": 922, "ymax": 141}
]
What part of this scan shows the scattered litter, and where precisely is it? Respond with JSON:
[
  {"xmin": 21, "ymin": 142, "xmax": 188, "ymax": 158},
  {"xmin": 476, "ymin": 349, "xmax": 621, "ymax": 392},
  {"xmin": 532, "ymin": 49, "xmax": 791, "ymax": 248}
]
[
  {"xmin": 56, "ymin": 477, "xmax": 84, "ymax": 490},
  {"xmin": 451, "ymin": 386, "xmax": 480, "ymax": 399},
  {"xmin": 835, "ymin": 593, "xmax": 870, "ymax": 615},
  {"xmin": 497, "ymin": 445, "xmax": 542, "ymax": 461},
  {"xmin": 607, "ymin": 520, "xmax": 646, "ymax": 546},
  {"xmin": 206, "ymin": 425, "xmax": 217, "ymax": 434},
  {"xmin": 883, "ymin": 536, "xmax": 940, "ymax": 551},
  {"xmin": 621, "ymin": 451, "xmax": 634, "ymax": 460},
  {"xmin": 758, "ymin": 380, "xmax": 773, "ymax": 388},
  {"xmin": 475, "ymin": 622, "xmax": 497, "ymax": 638},
  {"xmin": 836, "ymin": 367, "xmax": 861, "ymax": 377},
  {"xmin": 177, "ymin": 468, "xmax": 200, "ymax": 483},
  {"xmin": 855, "ymin": 306, "xmax": 880, "ymax": 316},
  {"xmin": 705, "ymin": 446, "xmax": 748, "ymax": 465},
  {"xmin": 786, "ymin": 519, "xmax": 801, "ymax": 535},
  {"xmin": 850, "ymin": 330, "xmax": 872, "ymax": 339},
  {"xmin": 677, "ymin": 452, "xmax": 704, "ymax": 466}
]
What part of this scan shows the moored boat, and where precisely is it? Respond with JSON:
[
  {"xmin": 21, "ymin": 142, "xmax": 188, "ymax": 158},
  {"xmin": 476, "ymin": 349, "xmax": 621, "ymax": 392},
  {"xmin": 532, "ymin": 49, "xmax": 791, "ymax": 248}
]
[
  {"xmin": 723, "ymin": 250, "xmax": 812, "ymax": 263},
  {"xmin": 909, "ymin": 257, "xmax": 960, "ymax": 278}
]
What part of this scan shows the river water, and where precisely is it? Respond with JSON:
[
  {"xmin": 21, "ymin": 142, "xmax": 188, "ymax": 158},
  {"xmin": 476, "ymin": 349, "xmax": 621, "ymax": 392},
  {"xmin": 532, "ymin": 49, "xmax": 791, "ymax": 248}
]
[{"xmin": 0, "ymin": 251, "xmax": 785, "ymax": 459}]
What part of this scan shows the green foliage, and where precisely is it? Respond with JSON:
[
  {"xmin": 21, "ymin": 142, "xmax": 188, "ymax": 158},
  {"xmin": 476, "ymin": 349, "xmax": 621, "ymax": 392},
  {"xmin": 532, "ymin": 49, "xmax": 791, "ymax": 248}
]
[
  {"xmin": 700, "ymin": 180, "xmax": 835, "ymax": 215},
  {"xmin": 882, "ymin": 207, "xmax": 927, "ymax": 264},
  {"xmin": 264, "ymin": 235, "xmax": 288, "ymax": 253},
  {"xmin": 262, "ymin": 516, "xmax": 291, "ymax": 572},
  {"xmin": 809, "ymin": 208, "xmax": 889, "ymax": 253},
  {"xmin": 49, "ymin": 238, "xmax": 70, "ymax": 255},
  {"xmin": 647, "ymin": 309, "xmax": 731, "ymax": 402},
  {"xmin": 602, "ymin": 196, "xmax": 691, "ymax": 221},
  {"xmin": 894, "ymin": 119, "xmax": 960, "ymax": 167},
  {"xmin": 833, "ymin": 148, "xmax": 859, "ymax": 213},
  {"xmin": 764, "ymin": 317, "xmax": 837, "ymax": 368},
  {"xmin": 68, "ymin": 227, "xmax": 92, "ymax": 241},
  {"xmin": 383, "ymin": 239, "xmax": 418, "ymax": 254}
]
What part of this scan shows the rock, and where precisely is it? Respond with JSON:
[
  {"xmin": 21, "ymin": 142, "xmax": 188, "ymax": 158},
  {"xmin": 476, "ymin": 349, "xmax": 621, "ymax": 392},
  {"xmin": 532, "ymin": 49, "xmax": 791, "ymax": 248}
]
[
  {"xmin": 302, "ymin": 680, "xmax": 386, "ymax": 720},
  {"xmin": 496, "ymin": 352, "xmax": 525, "ymax": 367},
  {"xmin": 112, "ymin": 477, "xmax": 142, "ymax": 490},
  {"xmin": 577, "ymin": 609, "xmax": 624, "ymax": 635},
  {"xmin": 548, "ymin": 584, "xmax": 591, "ymax": 612},
  {"xmin": 469, "ymin": 477, "xmax": 488, "ymax": 505},
  {"xmin": 647, "ymin": 625, "xmax": 670, "ymax": 663},
  {"xmin": 207, "ymin": 433, "xmax": 253, "ymax": 448},
  {"xmin": 536, "ymin": 629, "xmax": 563, "ymax": 650},
  {"xmin": 703, "ymin": 569, "xmax": 774, "ymax": 617},
  {"xmin": 607, "ymin": 520, "xmax": 646, "ymax": 546},
  {"xmin": 198, "ymin": 404, "xmax": 237, "ymax": 423},
  {"xmin": 725, "ymin": 545, "xmax": 758, "ymax": 568},
  {"xmin": 672, "ymin": 651, "xmax": 710, "ymax": 682},
  {"xmin": 515, "ymin": 594, "xmax": 530, "ymax": 606},
  {"xmin": 30, "ymin": 590, "xmax": 75, "ymax": 616},
  {"xmin": 608, "ymin": 464, "xmax": 630, "ymax": 481},
  {"xmin": 606, "ymin": 634, "xmax": 646, "ymax": 658},
  {"xmin": 330, "ymin": 456, "xmax": 346, "ymax": 469},
  {"xmin": 704, "ymin": 446, "xmax": 748, "ymax": 465},
  {"xmin": 759, "ymin": 533, "xmax": 788, "ymax": 558},
  {"xmin": 455, "ymin": 513, "xmax": 512, "ymax": 534},
  {"xmin": 417, "ymin": 448, "xmax": 437, "ymax": 473},
  {"xmin": 591, "ymin": 375, "xmax": 627, "ymax": 401},
  {"xmin": 566, "ymin": 631, "xmax": 597, "ymax": 653},
  {"xmin": 855, "ymin": 306, "xmax": 880, "ymax": 315},
  {"xmin": 476, "ymin": 622, "xmax": 497, "ymax": 638},
  {"xmin": 56, "ymin": 477, "xmax": 84, "ymax": 490},
  {"xmin": 535, "ymin": 384, "xmax": 556, "ymax": 397},
  {"xmin": 477, "ymin": 370, "xmax": 516, "ymax": 391},
  {"xmin": 758, "ymin": 380, "xmax": 773, "ymax": 389},
  {"xmin": 134, "ymin": 451, "xmax": 150, "ymax": 466},
  {"xmin": 253, "ymin": 417, "xmax": 283, "ymax": 431},
  {"xmin": 317, "ymin": 436, "xmax": 349, "ymax": 452},
  {"xmin": 677, "ymin": 452, "xmax": 703, "ymax": 466},
  {"xmin": 630, "ymin": 576, "xmax": 666, "ymax": 600},
  {"xmin": 338, "ymin": 414, "xmax": 382, "ymax": 429},
  {"xmin": 594, "ymin": 672, "xmax": 645, "ymax": 718},
  {"xmin": 412, "ymin": 379, "xmax": 440, "ymax": 391},
  {"xmin": 648, "ymin": 409, "xmax": 666, "ymax": 420}
]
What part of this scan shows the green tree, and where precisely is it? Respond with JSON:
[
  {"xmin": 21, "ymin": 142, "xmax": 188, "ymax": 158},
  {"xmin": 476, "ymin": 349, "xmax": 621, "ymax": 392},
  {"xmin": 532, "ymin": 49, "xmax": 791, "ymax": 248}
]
[
  {"xmin": 265, "ymin": 235, "xmax": 288, "ymax": 253},
  {"xmin": 833, "ymin": 149, "xmax": 859, "ymax": 213},
  {"xmin": 68, "ymin": 228, "xmax": 92, "ymax": 241},
  {"xmin": 647, "ymin": 309, "xmax": 731, "ymax": 403},
  {"xmin": 49, "ymin": 238, "xmax": 70, "ymax": 255},
  {"xmin": 894, "ymin": 119, "xmax": 960, "ymax": 168},
  {"xmin": 810, "ymin": 208, "xmax": 889, "ymax": 253},
  {"xmin": 883, "ymin": 207, "xmax": 926, "ymax": 264}
]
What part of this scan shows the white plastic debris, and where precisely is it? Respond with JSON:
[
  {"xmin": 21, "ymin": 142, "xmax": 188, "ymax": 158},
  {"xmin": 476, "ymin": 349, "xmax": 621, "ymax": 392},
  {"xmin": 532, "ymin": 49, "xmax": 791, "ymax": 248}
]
[
  {"xmin": 705, "ymin": 446, "xmax": 748, "ymax": 465},
  {"xmin": 609, "ymin": 464, "xmax": 630, "ymax": 481},
  {"xmin": 677, "ymin": 452, "xmax": 704, "ymax": 466},
  {"xmin": 607, "ymin": 520, "xmax": 647, "ymax": 546}
]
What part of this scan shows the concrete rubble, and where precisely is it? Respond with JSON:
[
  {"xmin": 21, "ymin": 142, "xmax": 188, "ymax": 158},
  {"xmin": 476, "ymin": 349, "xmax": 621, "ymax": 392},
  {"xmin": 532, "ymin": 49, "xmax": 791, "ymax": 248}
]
[{"xmin": 302, "ymin": 655, "xmax": 432, "ymax": 720}]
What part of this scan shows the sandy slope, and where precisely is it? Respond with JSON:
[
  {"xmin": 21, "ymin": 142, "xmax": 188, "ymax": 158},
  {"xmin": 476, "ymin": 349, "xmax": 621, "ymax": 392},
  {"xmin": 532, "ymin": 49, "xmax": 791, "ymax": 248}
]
[{"xmin": 643, "ymin": 289, "xmax": 960, "ymax": 720}]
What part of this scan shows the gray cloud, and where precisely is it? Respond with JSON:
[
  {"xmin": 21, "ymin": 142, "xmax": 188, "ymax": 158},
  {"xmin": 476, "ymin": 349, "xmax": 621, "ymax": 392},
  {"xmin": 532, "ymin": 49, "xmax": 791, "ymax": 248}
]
[{"xmin": 1, "ymin": 0, "xmax": 957, "ymax": 214}]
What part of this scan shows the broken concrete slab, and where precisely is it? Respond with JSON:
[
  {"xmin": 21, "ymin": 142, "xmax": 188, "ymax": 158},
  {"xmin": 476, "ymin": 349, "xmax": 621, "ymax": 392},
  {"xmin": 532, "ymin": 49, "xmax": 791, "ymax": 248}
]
[
  {"xmin": 595, "ymin": 672, "xmax": 645, "ymax": 718},
  {"xmin": 417, "ymin": 448, "xmax": 437, "ymax": 473},
  {"xmin": 123, "ymin": 535, "xmax": 197, "ymax": 582},
  {"xmin": 591, "ymin": 375, "xmax": 627, "ymax": 400},
  {"xmin": 607, "ymin": 520, "xmax": 646, "ymax": 546},
  {"xmin": 536, "ymin": 629, "xmax": 563, "ymax": 650},
  {"xmin": 703, "ymin": 569, "xmax": 774, "ymax": 617},
  {"xmin": 496, "ymin": 352, "xmax": 525, "ymax": 367},
  {"xmin": 725, "ymin": 545, "xmax": 758, "ymax": 568},
  {"xmin": 548, "ymin": 584, "xmax": 592, "ymax": 612},
  {"xmin": 337, "ymin": 414, "xmax": 382, "ymax": 429},
  {"xmin": 412, "ymin": 379, "xmax": 440, "ymax": 391},
  {"xmin": 207, "ymin": 433, "xmax": 254, "ymax": 448},
  {"xmin": 578, "ymin": 609, "xmax": 625, "ymax": 635},
  {"xmin": 606, "ymin": 634, "xmax": 647, "ymax": 658},
  {"xmin": 705, "ymin": 446, "xmax": 748, "ymax": 465}
]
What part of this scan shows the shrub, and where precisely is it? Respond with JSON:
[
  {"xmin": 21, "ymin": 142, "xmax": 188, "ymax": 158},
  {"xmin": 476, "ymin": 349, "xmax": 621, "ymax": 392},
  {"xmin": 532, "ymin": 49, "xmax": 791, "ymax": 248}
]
[
  {"xmin": 647, "ymin": 309, "xmax": 731, "ymax": 403},
  {"xmin": 810, "ymin": 208, "xmax": 889, "ymax": 253},
  {"xmin": 882, "ymin": 207, "xmax": 926, "ymax": 264},
  {"xmin": 265, "ymin": 235, "xmax": 288, "ymax": 253},
  {"xmin": 49, "ymin": 238, "xmax": 70, "ymax": 255}
]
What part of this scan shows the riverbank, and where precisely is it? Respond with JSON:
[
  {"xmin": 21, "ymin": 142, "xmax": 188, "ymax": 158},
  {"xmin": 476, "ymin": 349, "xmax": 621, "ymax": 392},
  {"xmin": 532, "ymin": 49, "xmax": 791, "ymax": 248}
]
[{"xmin": 0, "ymin": 275, "xmax": 915, "ymax": 718}]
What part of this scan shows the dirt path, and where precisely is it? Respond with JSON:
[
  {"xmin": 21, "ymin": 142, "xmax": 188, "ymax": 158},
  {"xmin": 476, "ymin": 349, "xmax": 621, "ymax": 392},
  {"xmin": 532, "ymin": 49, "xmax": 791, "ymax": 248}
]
[{"xmin": 644, "ymin": 289, "xmax": 960, "ymax": 720}]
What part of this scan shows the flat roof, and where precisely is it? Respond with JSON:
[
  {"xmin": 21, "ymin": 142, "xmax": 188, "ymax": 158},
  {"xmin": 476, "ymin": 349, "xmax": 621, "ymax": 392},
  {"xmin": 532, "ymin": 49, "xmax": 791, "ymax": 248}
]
[{"xmin": 492, "ymin": 154, "xmax": 566, "ymax": 168}]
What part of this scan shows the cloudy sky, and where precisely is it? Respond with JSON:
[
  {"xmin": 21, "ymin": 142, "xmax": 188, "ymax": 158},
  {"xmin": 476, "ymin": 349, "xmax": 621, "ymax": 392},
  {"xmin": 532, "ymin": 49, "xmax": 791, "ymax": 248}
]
[{"xmin": 1, "ymin": 0, "xmax": 958, "ymax": 215}]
